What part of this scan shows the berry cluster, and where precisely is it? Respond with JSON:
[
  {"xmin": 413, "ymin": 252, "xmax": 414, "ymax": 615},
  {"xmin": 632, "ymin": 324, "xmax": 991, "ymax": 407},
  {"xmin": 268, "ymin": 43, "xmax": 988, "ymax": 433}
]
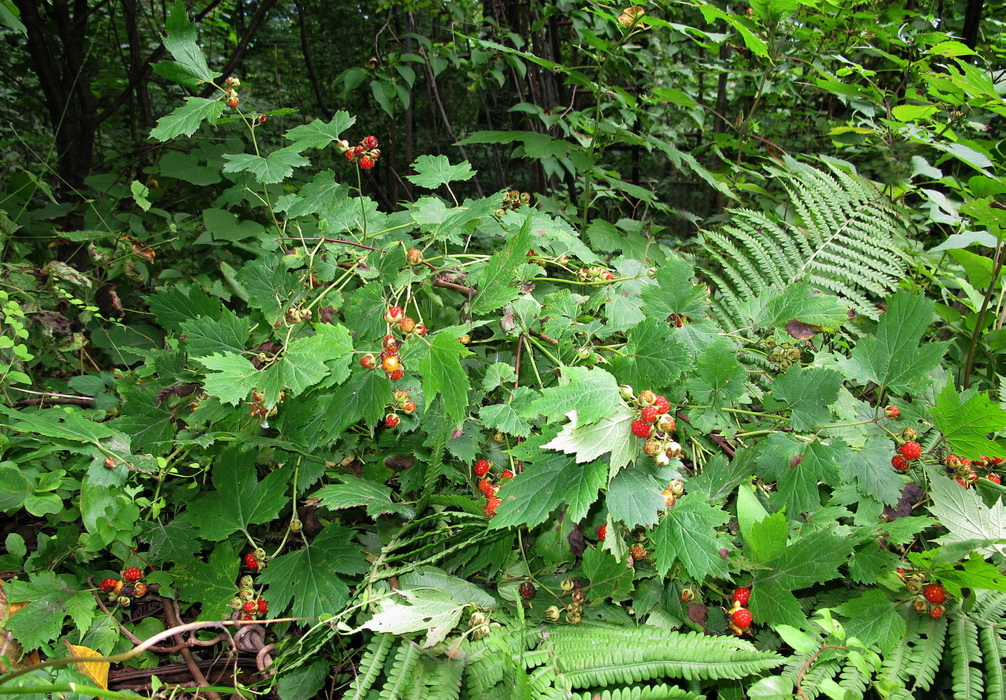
[
  {"xmin": 223, "ymin": 76, "xmax": 241, "ymax": 108},
  {"xmin": 727, "ymin": 587, "xmax": 753, "ymax": 634},
  {"xmin": 98, "ymin": 567, "xmax": 148, "ymax": 607},
  {"xmin": 474, "ymin": 458, "xmax": 515, "ymax": 517},
  {"xmin": 230, "ymin": 573, "xmax": 268, "ymax": 621},
  {"xmin": 898, "ymin": 569, "xmax": 947, "ymax": 619},
  {"xmin": 624, "ymin": 388, "xmax": 678, "ymax": 465},
  {"xmin": 891, "ymin": 438, "xmax": 922, "ymax": 472},
  {"xmin": 359, "ymin": 306, "xmax": 428, "ymax": 386},
  {"xmin": 945, "ymin": 453, "xmax": 1002, "ymax": 487},
  {"xmin": 340, "ymin": 135, "xmax": 381, "ymax": 170},
  {"xmin": 575, "ymin": 266, "xmax": 616, "ymax": 282},
  {"xmin": 244, "ymin": 550, "xmax": 265, "ymax": 571},
  {"xmin": 248, "ymin": 389, "xmax": 284, "ymax": 422},
  {"xmin": 384, "ymin": 389, "xmax": 417, "ymax": 428},
  {"xmin": 544, "ymin": 577, "xmax": 588, "ymax": 625}
]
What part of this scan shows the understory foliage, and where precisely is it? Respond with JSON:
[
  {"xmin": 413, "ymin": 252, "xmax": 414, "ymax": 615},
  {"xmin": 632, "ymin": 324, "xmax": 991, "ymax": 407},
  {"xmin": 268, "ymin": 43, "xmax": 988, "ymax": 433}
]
[{"xmin": 2, "ymin": 1, "xmax": 1006, "ymax": 700}]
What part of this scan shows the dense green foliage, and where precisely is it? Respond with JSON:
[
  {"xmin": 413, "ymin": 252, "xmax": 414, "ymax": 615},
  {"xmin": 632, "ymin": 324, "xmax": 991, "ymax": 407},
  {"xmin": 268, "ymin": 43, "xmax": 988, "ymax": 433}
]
[{"xmin": 1, "ymin": 0, "xmax": 1006, "ymax": 698}]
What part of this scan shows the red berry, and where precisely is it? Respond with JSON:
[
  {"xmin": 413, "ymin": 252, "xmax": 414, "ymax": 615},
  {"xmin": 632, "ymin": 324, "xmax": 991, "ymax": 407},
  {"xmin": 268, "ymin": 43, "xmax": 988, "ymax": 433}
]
[
  {"xmin": 597, "ymin": 525, "xmax": 607, "ymax": 542},
  {"xmin": 122, "ymin": 567, "xmax": 143, "ymax": 582},
  {"xmin": 359, "ymin": 155, "xmax": 375, "ymax": 170},
  {"xmin": 384, "ymin": 413, "xmax": 400, "ymax": 428},
  {"xmin": 244, "ymin": 552, "xmax": 260, "ymax": 570},
  {"xmin": 519, "ymin": 582, "xmax": 536, "ymax": 599},
  {"xmin": 242, "ymin": 600, "xmax": 257, "ymax": 614},
  {"xmin": 884, "ymin": 405, "xmax": 900, "ymax": 419},
  {"xmin": 899, "ymin": 442, "xmax": 922, "ymax": 460},
  {"xmin": 891, "ymin": 455, "xmax": 909, "ymax": 471},
  {"xmin": 385, "ymin": 306, "xmax": 404, "ymax": 323},
  {"xmin": 631, "ymin": 420, "xmax": 653, "ymax": 438},
  {"xmin": 362, "ymin": 135, "xmax": 379, "ymax": 150},
  {"xmin": 988, "ymin": 474, "xmax": 1002, "ymax": 484},
  {"xmin": 483, "ymin": 497, "xmax": 501, "ymax": 517},
  {"xmin": 474, "ymin": 459, "xmax": 491, "ymax": 477},
  {"xmin": 923, "ymin": 583, "xmax": 946, "ymax": 604},
  {"xmin": 345, "ymin": 150, "xmax": 358, "ymax": 162},
  {"xmin": 640, "ymin": 406, "xmax": 659, "ymax": 423},
  {"xmin": 413, "ymin": 324, "xmax": 428, "ymax": 336},
  {"xmin": 99, "ymin": 578, "xmax": 119, "ymax": 593},
  {"xmin": 132, "ymin": 582, "xmax": 148, "ymax": 597},
  {"xmin": 383, "ymin": 334, "xmax": 399, "ymax": 351},
  {"xmin": 731, "ymin": 608, "xmax": 753, "ymax": 628},
  {"xmin": 732, "ymin": 587, "xmax": 751, "ymax": 606},
  {"xmin": 360, "ymin": 353, "xmax": 377, "ymax": 370},
  {"xmin": 388, "ymin": 368, "xmax": 404, "ymax": 381},
  {"xmin": 500, "ymin": 469, "xmax": 515, "ymax": 480},
  {"xmin": 929, "ymin": 604, "xmax": 944, "ymax": 619},
  {"xmin": 478, "ymin": 478, "xmax": 495, "ymax": 497},
  {"xmin": 956, "ymin": 476, "xmax": 969, "ymax": 488},
  {"xmin": 382, "ymin": 355, "xmax": 401, "ymax": 373},
  {"xmin": 630, "ymin": 544, "xmax": 647, "ymax": 560},
  {"xmin": 652, "ymin": 395, "xmax": 670, "ymax": 415},
  {"xmin": 257, "ymin": 599, "xmax": 268, "ymax": 614}
]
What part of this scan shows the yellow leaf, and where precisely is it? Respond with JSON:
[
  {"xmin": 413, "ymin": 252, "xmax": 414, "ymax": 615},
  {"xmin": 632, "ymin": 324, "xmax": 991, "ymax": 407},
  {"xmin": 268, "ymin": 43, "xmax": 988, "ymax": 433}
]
[{"xmin": 63, "ymin": 640, "xmax": 109, "ymax": 690}]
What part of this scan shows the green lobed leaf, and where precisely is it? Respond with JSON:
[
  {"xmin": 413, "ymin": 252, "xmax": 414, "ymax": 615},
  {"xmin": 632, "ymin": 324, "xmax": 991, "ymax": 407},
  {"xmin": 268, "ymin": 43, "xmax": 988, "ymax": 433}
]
[
  {"xmin": 491, "ymin": 431, "xmax": 607, "ymax": 529},
  {"xmin": 840, "ymin": 437, "xmax": 906, "ymax": 507},
  {"xmin": 836, "ymin": 589, "xmax": 906, "ymax": 654},
  {"xmin": 763, "ymin": 365, "xmax": 843, "ymax": 430},
  {"xmin": 363, "ymin": 589, "xmax": 465, "ymax": 648},
  {"xmin": 580, "ymin": 546, "xmax": 635, "ymax": 602},
  {"xmin": 161, "ymin": 0, "xmax": 219, "ymax": 85},
  {"xmin": 685, "ymin": 339, "xmax": 749, "ymax": 432},
  {"xmin": 467, "ymin": 218, "xmax": 534, "ymax": 315},
  {"xmin": 195, "ymin": 352, "xmax": 259, "ymax": 405},
  {"xmin": 606, "ymin": 465, "xmax": 667, "ymax": 528},
  {"xmin": 189, "ymin": 447, "xmax": 291, "ymax": 540},
  {"xmin": 150, "ymin": 97, "xmax": 225, "ymax": 141},
  {"xmin": 405, "ymin": 155, "xmax": 476, "ymax": 189},
  {"xmin": 145, "ymin": 284, "xmax": 222, "ymax": 332},
  {"xmin": 541, "ymin": 402, "xmax": 637, "ymax": 476},
  {"xmin": 222, "ymin": 148, "xmax": 312, "ymax": 184},
  {"xmin": 652, "ymin": 493, "xmax": 730, "ymax": 581},
  {"xmin": 640, "ymin": 255, "xmax": 709, "ymax": 321},
  {"xmin": 418, "ymin": 333, "xmax": 472, "ymax": 426},
  {"xmin": 746, "ymin": 510, "xmax": 788, "ymax": 564},
  {"xmin": 313, "ymin": 474, "xmax": 415, "ymax": 518},
  {"xmin": 5, "ymin": 572, "xmax": 94, "ymax": 649},
  {"xmin": 926, "ymin": 465, "xmax": 1006, "ymax": 557},
  {"xmin": 284, "ymin": 111, "xmax": 355, "ymax": 152},
  {"xmin": 5, "ymin": 406, "xmax": 114, "ymax": 443},
  {"xmin": 609, "ymin": 318, "xmax": 690, "ymax": 392},
  {"xmin": 754, "ymin": 527, "xmax": 854, "ymax": 591},
  {"xmin": 836, "ymin": 291, "xmax": 949, "ymax": 394},
  {"xmin": 478, "ymin": 386, "xmax": 536, "ymax": 438},
  {"xmin": 170, "ymin": 541, "xmax": 240, "ymax": 620},
  {"xmin": 756, "ymin": 434, "xmax": 845, "ymax": 515},
  {"xmin": 527, "ymin": 366, "xmax": 621, "ymax": 426},
  {"xmin": 181, "ymin": 308, "xmax": 250, "ymax": 357},
  {"xmin": 931, "ymin": 381, "xmax": 1006, "ymax": 460},
  {"xmin": 258, "ymin": 524, "xmax": 367, "ymax": 619}
]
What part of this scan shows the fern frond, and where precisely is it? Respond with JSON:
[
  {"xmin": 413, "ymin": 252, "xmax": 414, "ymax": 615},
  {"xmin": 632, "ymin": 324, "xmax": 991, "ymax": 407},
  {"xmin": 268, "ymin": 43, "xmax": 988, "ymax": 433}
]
[
  {"xmin": 699, "ymin": 161, "xmax": 912, "ymax": 330},
  {"xmin": 949, "ymin": 616, "xmax": 984, "ymax": 700},
  {"xmin": 540, "ymin": 624, "xmax": 782, "ymax": 686},
  {"xmin": 419, "ymin": 656, "xmax": 464, "ymax": 700},
  {"xmin": 979, "ymin": 624, "xmax": 1005, "ymax": 700},
  {"xmin": 838, "ymin": 660, "xmax": 870, "ymax": 698},
  {"xmin": 346, "ymin": 632, "xmax": 396, "ymax": 700},
  {"xmin": 905, "ymin": 614, "xmax": 947, "ymax": 693},
  {"xmin": 878, "ymin": 612, "xmax": 946, "ymax": 694},
  {"xmin": 378, "ymin": 639, "xmax": 423, "ymax": 700},
  {"xmin": 567, "ymin": 685, "xmax": 703, "ymax": 700}
]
